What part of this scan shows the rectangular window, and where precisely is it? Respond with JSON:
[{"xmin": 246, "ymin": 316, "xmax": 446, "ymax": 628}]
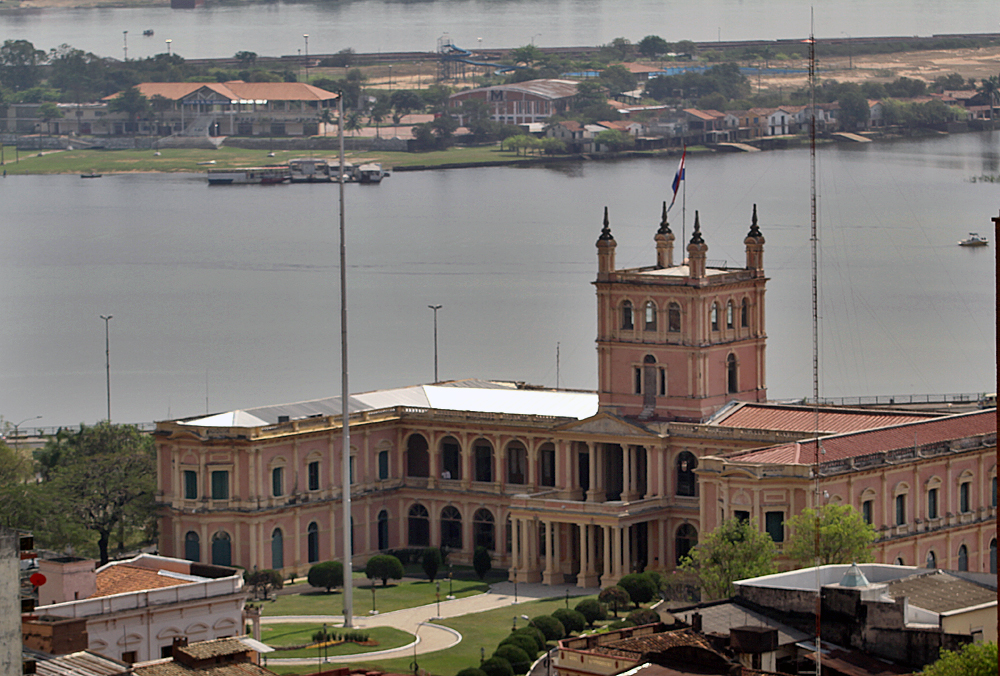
[
  {"xmin": 540, "ymin": 448, "xmax": 556, "ymax": 487},
  {"xmin": 960, "ymin": 482, "xmax": 970, "ymax": 513},
  {"xmin": 378, "ymin": 450, "xmax": 389, "ymax": 480},
  {"xmin": 927, "ymin": 488, "xmax": 938, "ymax": 519},
  {"xmin": 659, "ymin": 368, "xmax": 667, "ymax": 396},
  {"xmin": 308, "ymin": 461, "xmax": 320, "ymax": 491},
  {"xmin": 862, "ymin": 500, "xmax": 873, "ymax": 525},
  {"xmin": 634, "ymin": 367, "xmax": 642, "ymax": 394},
  {"xmin": 765, "ymin": 511, "xmax": 784, "ymax": 543},
  {"xmin": 350, "ymin": 456, "xmax": 356, "ymax": 484},
  {"xmin": 734, "ymin": 510, "xmax": 750, "ymax": 523},
  {"xmin": 211, "ymin": 470, "xmax": 229, "ymax": 500},
  {"xmin": 272, "ymin": 467, "xmax": 283, "ymax": 497},
  {"xmin": 993, "ymin": 477, "xmax": 997, "ymax": 508},
  {"xmin": 183, "ymin": 470, "xmax": 197, "ymax": 500},
  {"xmin": 895, "ymin": 494, "xmax": 906, "ymax": 525}
]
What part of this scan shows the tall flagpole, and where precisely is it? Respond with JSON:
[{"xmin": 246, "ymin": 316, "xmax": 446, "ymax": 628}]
[{"xmin": 338, "ymin": 92, "xmax": 354, "ymax": 629}]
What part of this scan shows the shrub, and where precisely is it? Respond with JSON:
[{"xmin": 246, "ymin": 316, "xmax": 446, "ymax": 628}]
[
  {"xmin": 456, "ymin": 669, "xmax": 489, "ymax": 676},
  {"xmin": 422, "ymin": 547, "xmax": 442, "ymax": 581},
  {"xmin": 574, "ymin": 598, "xmax": 607, "ymax": 626},
  {"xmin": 643, "ymin": 570, "xmax": 664, "ymax": 592},
  {"xmin": 608, "ymin": 620, "xmax": 632, "ymax": 630},
  {"xmin": 626, "ymin": 609, "xmax": 660, "ymax": 626},
  {"xmin": 552, "ymin": 608, "xmax": 586, "ymax": 634},
  {"xmin": 598, "ymin": 585, "xmax": 630, "ymax": 617},
  {"xmin": 474, "ymin": 545, "xmax": 493, "ymax": 580},
  {"xmin": 514, "ymin": 626, "xmax": 547, "ymax": 652},
  {"xmin": 499, "ymin": 633, "xmax": 540, "ymax": 657},
  {"xmin": 306, "ymin": 560, "xmax": 343, "ymax": 592},
  {"xmin": 245, "ymin": 568, "xmax": 283, "ymax": 600},
  {"xmin": 529, "ymin": 615, "xmax": 566, "ymax": 641},
  {"xmin": 365, "ymin": 554, "xmax": 405, "ymax": 587},
  {"xmin": 481, "ymin": 657, "xmax": 514, "ymax": 676},
  {"xmin": 619, "ymin": 573, "xmax": 657, "ymax": 607},
  {"xmin": 493, "ymin": 645, "xmax": 531, "ymax": 674}
]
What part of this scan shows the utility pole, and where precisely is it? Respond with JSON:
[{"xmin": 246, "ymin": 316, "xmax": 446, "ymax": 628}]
[
  {"xmin": 100, "ymin": 315, "xmax": 113, "ymax": 421},
  {"xmin": 303, "ymin": 34, "xmax": 310, "ymax": 83},
  {"xmin": 428, "ymin": 305, "xmax": 442, "ymax": 382},
  {"xmin": 123, "ymin": 31, "xmax": 128, "ymax": 62}
]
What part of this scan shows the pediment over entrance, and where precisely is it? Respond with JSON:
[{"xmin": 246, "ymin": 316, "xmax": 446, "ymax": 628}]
[{"xmin": 556, "ymin": 412, "xmax": 657, "ymax": 439}]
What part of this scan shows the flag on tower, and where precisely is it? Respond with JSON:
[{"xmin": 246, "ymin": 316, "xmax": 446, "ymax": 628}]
[{"xmin": 668, "ymin": 147, "xmax": 686, "ymax": 212}]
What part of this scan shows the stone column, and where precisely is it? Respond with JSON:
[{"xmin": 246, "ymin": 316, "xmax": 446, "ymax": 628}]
[
  {"xmin": 613, "ymin": 526, "xmax": 622, "ymax": 579},
  {"xmin": 586, "ymin": 442, "xmax": 600, "ymax": 502},
  {"xmin": 526, "ymin": 520, "xmax": 542, "ymax": 582},
  {"xmin": 578, "ymin": 523, "xmax": 599, "ymax": 588},
  {"xmin": 623, "ymin": 445, "xmax": 632, "ymax": 502},
  {"xmin": 544, "ymin": 520, "xmax": 564, "ymax": 584},
  {"xmin": 622, "ymin": 524, "xmax": 632, "ymax": 574},
  {"xmin": 510, "ymin": 517, "xmax": 519, "ymax": 581},
  {"xmin": 600, "ymin": 525, "xmax": 613, "ymax": 588}
]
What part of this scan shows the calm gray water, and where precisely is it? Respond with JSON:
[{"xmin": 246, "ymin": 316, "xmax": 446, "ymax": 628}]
[
  {"xmin": 1, "ymin": 132, "xmax": 997, "ymax": 428},
  {"xmin": 3, "ymin": 0, "xmax": 998, "ymax": 61}
]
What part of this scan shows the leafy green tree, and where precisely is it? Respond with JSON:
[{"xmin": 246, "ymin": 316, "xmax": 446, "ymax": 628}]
[
  {"xmin": 365, "ymin": 553, "xmax": 404, "ymax": 586},
  {"xmin": 509, "ymin": 44, "xmax": 543, "ymax": 67},
  {"xmin": 605, "ymin": 37, "xmax": 634, "ymax": 61},
  {"xmin": 552, "ymin": 608, "xmax": 586, "ymax": 634},
  {"xmin": 481, "ymin": 657, "xmax": 514, "ymax": 676},
  {"xmin": 638, "ymin": 35, "xmax": 671, "ymax": 59},
  {"xmin": 598, "ymin": 585, "xmax": 630, "ymax": 617},
  {"xmin": 529, "ymin": 615, "xmax": 565, "ymax": 641},
  {"xmin": 540, "ymin": 137, "xmax": 566, "ymax": 154},
  {"xmin": 369, "ymin": 96, "xmax": 391, "ymax": 137},
  {"xmin": 37, "ymin": 101, "xmax": 63, "ymax": 136},
  {"xmin": 0, "ymin": 39, "xmax": 46, "ymax": 91},
  {"xmin": 697, "ymin": 92, "xmax": 728, "ymax": 111},
  {"xmin": 235, "ymin": 51, "xmax": 257, "ymax": 66},
  {"xmin": 389, "ymin": 89, "xmax": 423, "ymax": 124},
  {"xmin": 499, "ymin": 634, "xmax": 539, "ymax": 657},
  {"xmin": 246, "ymin": 568, "xmax": 283, "ymax": 599},
  {"xmin": 514, "ymin": 626, "xmax": 547, "ymax": 652},
  {"xmin": 307, "ymin": 560, "xmax": 344, "ymax": 592},
  {"xmin": 786, "ymin": 504, "xmax": 877, "ymax": 566},
  {"xmin": 493, "ymin": 645, "xmax": 531, "ymax": 674},
  {"xmin": 574, "ymin": 598, "xmax": 606, "ymax": 626},
  {"xmin": 674, "ymin": 40, "xmax": 698, "ymax": 57},
  {"xmin": 421, "ymin": 546, "xmax": 442, "ymax": 581},
  {"xmin": 976, "ymin": 75, "xmax": 999, "ymax": 107},
  {"xmin": 838, "ymin": 88, "xmax": 871, "ymax": 130},
  {"xmin": 43, "ymin": 422, "xmax": 156, "ymax": 565},
  {"xmin": 626, "ymin": 608, "xmax": 659, "ymax": 626},
  {"xmin": 108, "ymin": 86, "xmax": 150, "ymax": 134},
  {"xmin": 618, "ymin": 572, "xmax": 656, "ymax": 607},
  {"xmin": 344, "ymin": 111, "xmax": 363, "ymax": 136},
  {"xmin": 594, "ymin": 129, "xmax": 634, "ymax": 152},
  {"xmin": 473, "ymin": 545, "xmax": 492, "ymax": 579},
  {"xmin": 574, "ymin": 80, "xmax": 608, "ymax": 109},
  {"xmin": 599, "ymin": 65, "xmax": 637, "ymax": 97},
  {"xmin": 420, "ymin": 84, "xmax": 452, "ymax": 108},
  {"xmin": 920, "ymin": 641, "xmax": 997, "ymax": 676},
  {"xmin": 0, "ymin": 438, "xmax": 40, "ymax": 531},
  {"xmin": 679, "ymin": 517, "xmax": 777, "ymax": 600}
]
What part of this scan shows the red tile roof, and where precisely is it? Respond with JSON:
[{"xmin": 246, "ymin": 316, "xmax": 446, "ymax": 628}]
[
  {"xmin": 94, "ymin": 564, "xmax": 193, "ymax": 598},
  {"xmin": 107, "ymin": 81, "xmax": 339, "ymax": 102},
  {"xmin": 730, "ymin": 410, "xmax": 995, "ymax": 465},
  {"xmin": 713, "ymin": 402, "xmax": 937, "ymax": 434}
]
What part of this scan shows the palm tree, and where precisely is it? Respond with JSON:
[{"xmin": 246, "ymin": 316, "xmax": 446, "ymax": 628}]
[
  {"xmin": 344, "ymin": 111, "xmax": 363, "ymax": 136},
  {"xmin": 977, "ymin": 74, "xmax": 999, "ymax": 110}
]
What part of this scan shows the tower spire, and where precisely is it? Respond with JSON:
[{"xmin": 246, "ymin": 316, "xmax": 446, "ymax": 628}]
[
  {"xmin": 687, "ymin": 211, "xmax": 707, "ymax": 279},
  {"xmin": 744, "ymin": 203, "xmax": 765, "ymax": 272},
  {"xmin": 655, "ymin": 200, "xmax": 675, "ymax": 268},
  {"xmin": 596, "ymin": 206, "xmax": 617, "ymax": 278}
]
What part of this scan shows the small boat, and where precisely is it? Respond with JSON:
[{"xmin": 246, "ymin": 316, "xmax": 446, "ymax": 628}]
[
  {"xmin": 143, "ymin": 29, "xmax": 154, "ymax": 36},
  {"xmin": 958, "ymin": 232, "xmax": 988, "ymax": 247},
  {"xmin": 358, "ymin": 163, "xmax": 386, "ymax": 184},
  {"xmin": 207, "ymin": 166, "xmax": 290, "ymax": 185},
  {"xmin": 289, "ymin": 158, "xmax": 333, "ymax": 183},
  {"xmin": 81, "ymin": 172, "xmax": 102, "ymax": 179}
]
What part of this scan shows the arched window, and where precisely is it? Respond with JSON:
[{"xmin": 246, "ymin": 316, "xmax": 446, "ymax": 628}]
[
  {"xmin": 675, "ymin": 524, "xmax": 697, "ymax": 565},
  {"xmin": 676, "ymin": 451, "xmax": 697, "ymax": 497},
  {"xmin": 726, "ymin": 301, "xmax": 734, "ymax": 329},
  {"xmin": 958, "ymin": 544, "xmax": 968, "ymax": 571},
  {"xmin": 378, "ymin": 450, "xmax": 390, "ymax": 480},
  {"xmin": 272, "ymin": 466, "xmax": 284, "ymax": 497},
  {"xmin": 710, "ymin": 303, "xmax": 719, "ymax": 331},
  {"xmin": 959, "ymin": 475, "xmax": 972, "ymax": 513},
  {"xmin": 894, "ymin": 557, "xmax": 905, "ymax": 565},
  {"xmin": 474, "ymin": 439, "xmax": 494, "ymax": 483},
  {"xmin": 644, "ymin": 301, "xmax": 657, "ymax": 331},
  {"xmin": 406, "ymin": 434, "xmax": 430, "ymax": 478},
  {"xmin": 307, "ymin": 522, "xmax": 319, "ymax": 563},
  {"xmin": 668, "ymin": 302, "xmax": 681, "ymax": 333},
  {"xmin": 408, "ymin": 503, "xmax": 430, "ymax": 546},
  {"xmin": 507, "ymin": 442, "xmax": 527, "ymax": 484},
  {"xmin": 377, "ymin": 510, "xmax": 389, "ymax": 550},
  {"xmin": 211, "ymin": 531, "xmax": 231, "ymax": 567},
  {"xmin": 621, "ymin": 301, "xmax": 634, "ymax": 330},
  {"xmin": 727, "ymin": 354, "xmax": 738, "ymax": 394},
  {"xmin": 925, "ymin": 550, "xmax": 936, "ymax": 568},
  {"xmin": 184, "ymin": 531, "xmax": 200, "ymax": 562},
  {"xmin": 642, "ymin": 354, "xmax": 657, "ymax": 402},
  {"xmin": 473, "ymin": 508, "xmax": 495, "ymax": 550},
  {"xmin": 441, "ymin": 436, "xmax": 461, "ymax": 480},
  {"xmin": 271, "ymin": 528, "xmax": 284, "ymax": 570},
  {"xmin": 990, "ymin": 539, "xmax": 996, "ymax": 575},
  {"xmin": 741, "ymin": 298, "xmax": 749, "ymax": 327},
  {"xmin": 441, "ymin": 506, "xmax": 462, "ymax": 550}
]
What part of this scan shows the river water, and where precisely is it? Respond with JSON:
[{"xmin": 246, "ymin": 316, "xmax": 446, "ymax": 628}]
[
  {"xmin": 1, "ymin": 132, "xmax": 996, "ymax": 428},
  {"xmin": 3, "ymin": 0, "xmax": 999, "ymax": 61}
]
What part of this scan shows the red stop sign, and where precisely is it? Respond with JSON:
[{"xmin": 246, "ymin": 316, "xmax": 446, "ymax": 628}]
[{"xmin": 29, "ymin": 572, "xmax": 46, "ymax": 586}]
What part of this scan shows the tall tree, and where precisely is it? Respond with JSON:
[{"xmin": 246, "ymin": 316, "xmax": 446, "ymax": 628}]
[
  {"xmin": 108, "ymin": 86, "xmax": 150, "ymax": 134},
  {"xmin": 785, "ymin": 504, "xmax": 877, "ymax": 566},
  {"xmin": 0, "ymin": 39, "xmax": 46, "ymax": 92},
  {"xmin": 43, "ymin": 422, "xmax": 156, "ymax": 565},
  {"xmin": 637, "ymin": 35, "xmax": 670, "ymax": 59},
  {"xmin": 679, "ymin": 517, "xmax": 777, "ymax": 599},
  {"xmin": 919, "ymin": 641, "xmax": 996, "ymax": 676}
]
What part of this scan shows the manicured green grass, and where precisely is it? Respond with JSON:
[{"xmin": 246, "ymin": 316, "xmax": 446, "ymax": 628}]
[
  {"xmin": 261, "ymin": 624, "xmax": 413, "ymax": 659},
  {"xmin": 262, "ymin": 573, "xmax": 505, "ymax": 617}
]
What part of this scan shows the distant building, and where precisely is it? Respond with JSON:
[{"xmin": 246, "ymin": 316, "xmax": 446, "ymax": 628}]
[
  {"xmin": 29, "ymin": 554, "xmax": 244, "ymax": 664},
  {"xmin": 449, "ymin": 79, "xmax": 578, "ymax": 126}
]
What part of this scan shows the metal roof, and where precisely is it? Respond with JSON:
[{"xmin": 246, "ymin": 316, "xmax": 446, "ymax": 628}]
[
  {"xmin": 674, "ymin": 602, "xmax": 810, "ymax": 646},
  {"xmin": 885, "ymin": 570, "xmax": 998, "ymax": 614}
]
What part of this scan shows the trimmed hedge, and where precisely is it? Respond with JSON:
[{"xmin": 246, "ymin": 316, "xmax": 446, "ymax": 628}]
[
  {"xmin": 493, "ymin": 645, "xmax": 532, "ymax": 674},
  {"xmin": 529, "ymin": 615, "xmax": 566, "ymax": 641},
  {"xmin": 575, "ymin": 598, "xmax": 607, "ymax": 626},
  {"xmin": 626, "ymin": 609, "xmax": 660, "ymax": 626},
  {"xmin": 514, "ymin": 626, "xmax": 547, "ymax": 652},
  {"xmin": 481, "ymin": 657, "xmax": 514, "ymax": 676},
  {"xmin": 500, "ymin": 634, "xmax": 541, "ymax": 657},
  {"xmin": 552, "ymin": 608, "xmax": 586, "ymax": 634}
]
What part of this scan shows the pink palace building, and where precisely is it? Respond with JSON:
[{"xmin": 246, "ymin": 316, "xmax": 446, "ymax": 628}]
[{"xmin": 155, "ymin": 204, "xmax": 996, "ymax": 584}]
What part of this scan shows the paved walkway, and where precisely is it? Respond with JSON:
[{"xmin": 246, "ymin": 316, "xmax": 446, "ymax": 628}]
[{"xmin": 262, "ymin": 581, "xmax": 599, "ymax": 666}]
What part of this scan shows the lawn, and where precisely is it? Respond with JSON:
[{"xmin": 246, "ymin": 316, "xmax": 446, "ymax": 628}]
[
  {"xmin": 265, "ymin": 593, "xmax": 600, "ymax": 676},
  {"xmin": 262, "ymin": 571, "xmax": 507, "ymax": 617},
  {"xmin": 261, "ymin": 624, "xmax": 413, "ymax": 660}
]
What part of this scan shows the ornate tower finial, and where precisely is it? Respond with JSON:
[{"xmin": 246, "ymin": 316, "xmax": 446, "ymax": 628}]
[
  {"xmin": 744, "ymin": 203, "xmax": 765, "ymax": 272},
  {"xmin": 598, "ymin": 206, "xmax": 614, "ymax": 241},
  {"xmin": 655, "ymin": 201, "xmax": 675, "ymax": 268},
  {"xmin": 657, "ymin": 201, "xmax": 672, "ymax": 236},
  {"xmin": 687, "ymin": 211, "xmax": 708, "ymax": 279},
  {"xmin": 596, "ymin": 206, "xmax": 617, "ymax": 278},
  {"xmin": 689, "ymin": 211, "xmax": 705, "ymax": 245}
]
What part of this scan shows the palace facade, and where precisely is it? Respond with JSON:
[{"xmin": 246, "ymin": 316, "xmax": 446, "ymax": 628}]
[{"xmin": 154, "ymin": 204, "xmax": 996, "ymax": 585}]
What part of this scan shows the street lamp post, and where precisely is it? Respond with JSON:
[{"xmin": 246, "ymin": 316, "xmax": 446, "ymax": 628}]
[
  {"xmin": 512, "ymin": 567, "xmax": 518, "ymax": 603},
  {"xmin": 435, "ymin": 580, "xmax": 441, "ymax": 617},
  {"xmin": 166, "ymin": 39, "xmax": 172, "ymax": 56},
  {"xmin": 100, "ymin": 315, "xmax": 113, "ymax": 421},
  {"xmin": 388, "ymin": 64, "xmax": 393, "ymax": 90},
  {"xmin": 371, "ymin": 583, "xmax": 377, "ymax": 614},
  {"xmin": 123, "ymin": 31, "xmax": 128, "ymax": 62},
  {"xmin": 303, "ymin": 34, "xmax": 310, "ymax": 83},
  {"xmin": 12, "ymin": 416, "xmax": 42, "ymax": 452},
  {"xmin": 447, "ymin": 568, "xmax": 454, "ymax": 599},
  {"xmin": 428, "ymin": 305, "xmax": 442, "ymax": 383}
]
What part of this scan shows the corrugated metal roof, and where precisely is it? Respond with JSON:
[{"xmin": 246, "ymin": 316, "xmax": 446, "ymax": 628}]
[
  {"xmin": 885, "ymin": 570, "xmax": 997, "ymax": 613},
  {"xmin": 674, "ymin": 602, "xmax": 809, "ymax": 646},
  {"xmin": 454, "ymin": 79, "xmax": 579, "ymax": 100},
  {"xmin": 32, "ymin": 651, "xmax": 130, "ymax": 676},
  {"xmin": 731, "ymin": 409, "xmax": 995, "ymax": 465},
  {"xmin": 712, "ymin": 402, "xmax": 937, "ymax": 434}
]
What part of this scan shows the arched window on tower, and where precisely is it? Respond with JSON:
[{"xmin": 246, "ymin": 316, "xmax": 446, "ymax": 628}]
[
  {"xmin": 990, "ymin": 538, "xmax": 997, "ymax": 574},
  {"xmin": 184, "ymin": 531, "xmax": 200, "ymax": 562},
  {"xmin": 726, "ymin": 301, "xmax": 734, "ymax": 329},
  {"xmin": 675, "ymin": 524, "xmax": 697, "ymax": 565},
  {"xmin": 644, "ymin": 301, "xmax": 657, "ymax": 331},
  {"xmin": 677, "ymin": 452, "xmax": 697, "ymax": 497},
  {"xmin": 727, "ymin": 353, "xmax": 738, "ymax": 393},
  {"xmin": 668, "ymin": 303, "xmax": 681, "ymax": 333},
  {"xmin": 441, "ymin": 506, "xmax": 462, "ymax": 550},
  {"xmin": 408, "ymin": 503, "xmax": 430, "ymax": 546},
  {"xmin": 621, "ymin": 301, "xmax": 633, "ymax": 330},
  {"xmin": 741, "ymin": 298, "xmax": 750, "ymax": 327},
  {"xmin": 710, "ymin": 303, "xmax": 719, "ymax": 331},
  {"xmin": 473, "ymin": 508, "xmax": 495, "ymax": 550}
]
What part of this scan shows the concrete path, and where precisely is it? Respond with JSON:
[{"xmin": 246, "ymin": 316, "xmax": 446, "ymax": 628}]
[{"xmin": 262, "ymin": 581, "xmax": 599, "ymax": 666}]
